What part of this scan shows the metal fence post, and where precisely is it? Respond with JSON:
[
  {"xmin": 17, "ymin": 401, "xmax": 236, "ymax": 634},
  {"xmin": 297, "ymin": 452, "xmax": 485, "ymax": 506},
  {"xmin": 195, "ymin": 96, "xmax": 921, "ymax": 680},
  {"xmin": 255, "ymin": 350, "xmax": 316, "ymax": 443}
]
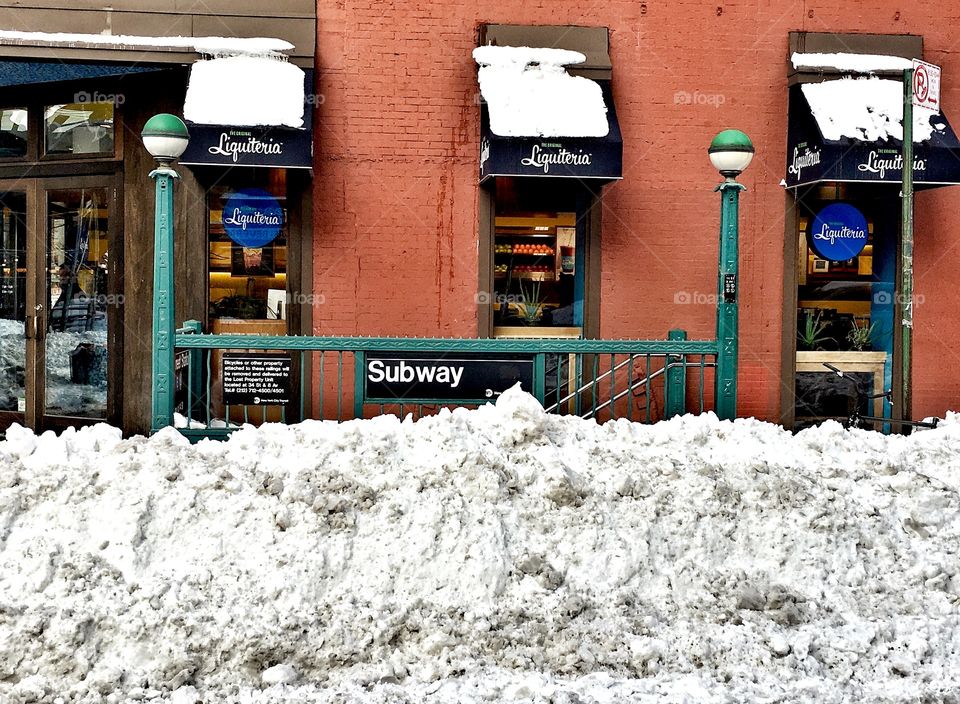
[
  {"xmin": 715, "ymin": 180, "xmax": 745, "ymax": 420},
  {"xmin": 183, "ymin": 319, "xmax": 203, "ymax": 421},
  {"xmin": 665, "ymin": 329, "xmax": 687, "ymax": 418},
  {"xmin": 150, "ymin": 166, "xmax": 179, "ymax": 432}
]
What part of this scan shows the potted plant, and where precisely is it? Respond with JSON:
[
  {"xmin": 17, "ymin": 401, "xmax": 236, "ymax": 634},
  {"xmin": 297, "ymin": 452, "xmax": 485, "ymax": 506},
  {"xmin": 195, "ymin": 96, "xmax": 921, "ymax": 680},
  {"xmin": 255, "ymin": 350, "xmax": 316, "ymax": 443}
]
[
  {"xmin": 847, "ymin": 318, "xmax": 876, "ymax": 351},
  {"xmin": 518, "ymin": 278, "xmax": 543, "ymax": 325},
  {"xmin": 797, "ymin": 310, "xmax": 834, "ymax": 351}
]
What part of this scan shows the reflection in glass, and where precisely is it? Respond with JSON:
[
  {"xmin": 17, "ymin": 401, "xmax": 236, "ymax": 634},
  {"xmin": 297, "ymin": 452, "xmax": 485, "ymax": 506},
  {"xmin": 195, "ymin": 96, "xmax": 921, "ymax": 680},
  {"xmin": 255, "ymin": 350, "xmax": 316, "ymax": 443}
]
[
  {"xmin": 0, "ymin": 109, "xmax": 28, "ymax": 158},
  {"xmin": 0, "ymin": 191, "xmax": 26, "ymax": 412},
  {"xmin": 45, "ymin": 188, "xmax": 109, "ymax": 418},
  {"xmin": 45, "ymin": 102, "xmax": 114, "ymax": 156}
]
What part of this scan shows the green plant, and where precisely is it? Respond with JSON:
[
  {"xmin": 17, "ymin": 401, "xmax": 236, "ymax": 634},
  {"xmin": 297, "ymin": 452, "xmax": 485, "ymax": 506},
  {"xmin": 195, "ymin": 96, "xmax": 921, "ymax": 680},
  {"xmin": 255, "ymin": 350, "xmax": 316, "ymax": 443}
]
[
  {"xmin": 847, "ymin": 318, "xmax": 876, "ymax": 351},
  {"xmin": 797, "ymin": 310, "xmax": 834, "ymax": 351},
  {"xmin": 518, "ymin": 278, "xmax": 543, "ymax": 325}
]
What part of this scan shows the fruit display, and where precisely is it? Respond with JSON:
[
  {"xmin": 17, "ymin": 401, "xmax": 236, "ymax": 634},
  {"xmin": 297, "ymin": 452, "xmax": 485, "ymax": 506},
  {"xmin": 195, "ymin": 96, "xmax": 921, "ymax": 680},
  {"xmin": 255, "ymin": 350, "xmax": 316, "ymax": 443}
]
[{"xmin": 494, "ymin": 243, "xmax": 554, "ymax": 256}]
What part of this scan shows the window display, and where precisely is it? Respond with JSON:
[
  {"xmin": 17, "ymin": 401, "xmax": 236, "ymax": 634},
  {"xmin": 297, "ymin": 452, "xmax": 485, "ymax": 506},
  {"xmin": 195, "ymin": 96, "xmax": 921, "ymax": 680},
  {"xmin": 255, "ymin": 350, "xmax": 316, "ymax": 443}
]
[
  {"xmin": 207, "ymin": 171, "xmax": 288, "ymax": 320},
  {"xmin": 793, "ymin": 186, "xmax": 895, "ymax": 427},
  {"xmin": 492, "ymin": 177, "xmax": 581, "ymax": 335}
]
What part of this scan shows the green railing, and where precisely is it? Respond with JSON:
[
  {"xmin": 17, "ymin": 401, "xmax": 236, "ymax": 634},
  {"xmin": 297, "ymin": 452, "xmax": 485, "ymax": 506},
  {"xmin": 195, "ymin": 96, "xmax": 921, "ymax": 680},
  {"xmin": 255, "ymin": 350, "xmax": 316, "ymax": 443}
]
[{"xmin": 172, "ymin": 322, "xmax": 718, "ymax": 441}]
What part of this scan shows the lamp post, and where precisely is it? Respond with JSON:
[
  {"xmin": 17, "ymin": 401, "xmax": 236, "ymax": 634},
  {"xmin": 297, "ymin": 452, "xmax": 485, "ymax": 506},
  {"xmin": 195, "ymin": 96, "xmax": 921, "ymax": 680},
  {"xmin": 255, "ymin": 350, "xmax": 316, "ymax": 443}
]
[
  {"xmin": 708, "ymin": 129, "xmax": 754, "ymax": 421},
  {"xmin": 141, "ymin": 113, "xmax": 190, "ymax": 432}
]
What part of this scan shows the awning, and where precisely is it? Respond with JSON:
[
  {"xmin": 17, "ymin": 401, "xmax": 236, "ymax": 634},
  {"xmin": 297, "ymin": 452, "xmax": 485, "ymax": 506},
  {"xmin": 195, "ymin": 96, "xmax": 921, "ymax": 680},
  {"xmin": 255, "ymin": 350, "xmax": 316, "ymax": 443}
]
[
  {"xmin": 0, "ymin": 59, "xmax": 169, "ymax": 87},
  {"xmin": 785, "ymin": 81, "xmax": 960, "ymax": 188},
  {"xmin": 480, "ymin": 83, "xmax": 622, "ymax": 181},
  {"xmin": 179, "ymin": 68, "xmax": 313, "ymax": 169}
]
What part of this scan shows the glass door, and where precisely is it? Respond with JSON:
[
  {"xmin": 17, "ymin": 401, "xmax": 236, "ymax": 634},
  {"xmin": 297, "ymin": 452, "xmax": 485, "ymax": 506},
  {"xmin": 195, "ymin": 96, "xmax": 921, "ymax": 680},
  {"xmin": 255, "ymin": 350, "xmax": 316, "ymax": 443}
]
[
  {"xmin": 0, "ymin": 177, "xmax": 116, "ymax": 434},
  {"xmin": 41, "ymin": 182, "xmax": 112, "ymax": 423},
  {"xmin": 0, "ymin": 187, "xmax": 28, "ymax": 427}
]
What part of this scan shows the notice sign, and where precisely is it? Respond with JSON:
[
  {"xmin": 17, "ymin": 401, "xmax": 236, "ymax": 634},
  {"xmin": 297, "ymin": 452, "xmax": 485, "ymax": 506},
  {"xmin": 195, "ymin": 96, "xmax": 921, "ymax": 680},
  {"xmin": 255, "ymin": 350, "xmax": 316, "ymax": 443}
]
[
  {"xmin": 174, "ymin": 350, "xmax": 190, "ymax": 415},
  {"xmin": 913, "ymin": 59, "xmax": 941, "ymax": 111},
  {"xmin": 364, "ymin": 352, "xmax": 535, "ymax": 403},
  {"xmin": 222, "ymin": 353, "xmax": 292, "ymax": 405}
]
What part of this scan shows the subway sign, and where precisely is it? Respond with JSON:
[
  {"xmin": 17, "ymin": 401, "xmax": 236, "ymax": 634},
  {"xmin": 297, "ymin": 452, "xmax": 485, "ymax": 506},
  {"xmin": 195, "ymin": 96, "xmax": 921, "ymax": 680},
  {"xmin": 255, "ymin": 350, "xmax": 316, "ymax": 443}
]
[{"xmin": 363, "ymin": 352, "xmax": 534, "ymax": 403}]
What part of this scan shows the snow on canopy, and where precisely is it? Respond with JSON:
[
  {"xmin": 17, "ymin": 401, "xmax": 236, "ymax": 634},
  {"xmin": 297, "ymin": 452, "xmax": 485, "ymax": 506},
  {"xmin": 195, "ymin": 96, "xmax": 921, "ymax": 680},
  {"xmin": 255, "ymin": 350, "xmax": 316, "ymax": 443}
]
[
  {"xmin": 801, "ymin": 77, "xmax": 944, "ymax": 142},
  {"xmin": 0, "ymin": 29, "xmax": 293, "ymax": 56},
  {"xmin": 183, "ymin": 56, "xmax": 305, "ymax": 128},
  {"xmin": 473, "ymin": 45, "xmax": 609, "ymax": 138},
  {"xmin": 791, "ymin": 52, "xmax": 914, "ymax": 73}
]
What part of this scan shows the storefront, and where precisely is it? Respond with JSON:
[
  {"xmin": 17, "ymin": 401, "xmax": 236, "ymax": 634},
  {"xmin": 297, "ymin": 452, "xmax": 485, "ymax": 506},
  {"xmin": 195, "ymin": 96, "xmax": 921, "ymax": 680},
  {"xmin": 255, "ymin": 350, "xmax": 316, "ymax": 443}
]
[
  {"xmin": 0, "ymin": 2, "xmax": 315, "ymax": 435},
  {"xmin": 782, "ymin": 32, "xmax": 960, "ymax": 428},
  {"xmin": 474, "ymin": 25, "xmax": 622, "ymax": 340}
]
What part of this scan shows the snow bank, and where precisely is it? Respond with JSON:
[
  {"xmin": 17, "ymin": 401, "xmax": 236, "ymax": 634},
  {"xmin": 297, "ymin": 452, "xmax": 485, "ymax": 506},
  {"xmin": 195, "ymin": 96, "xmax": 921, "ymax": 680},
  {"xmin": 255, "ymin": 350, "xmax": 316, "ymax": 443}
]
[
  {"xmin": 802, "ymin": 77, "xmax": 942, "ymax": 142},
  {"xmin": 2, "ymin": 388, "xmax": 960, "ymax": 703},
  {"xmin": 183, "ymin": 56, "xmax": 306, "ymax": 128},
  {"xmin": 792, "ymin": 52, "xmax": 914, "ymax": 73},
  {"xmin": 473, "ymin": 46, "xmax": 609, "ymax": 138}
]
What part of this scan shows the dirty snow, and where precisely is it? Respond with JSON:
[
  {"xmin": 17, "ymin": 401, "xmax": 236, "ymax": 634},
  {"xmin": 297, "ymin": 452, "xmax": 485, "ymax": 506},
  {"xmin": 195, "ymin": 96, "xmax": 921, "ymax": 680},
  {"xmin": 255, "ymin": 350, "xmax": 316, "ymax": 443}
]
[
  {"xmin": 2, "ymin": 387, "xmax": 960, "ymax": 703},
  {"xmin": 473, "ymin": 46, "xmax": 609, "ymax": 138},
  {"xmin": 183, "ymin": 56, "xmax": 306, "ymax": 128},
  {"xmin": 802, "ymin": 77, "xmax": 941, "ymax": 142}
]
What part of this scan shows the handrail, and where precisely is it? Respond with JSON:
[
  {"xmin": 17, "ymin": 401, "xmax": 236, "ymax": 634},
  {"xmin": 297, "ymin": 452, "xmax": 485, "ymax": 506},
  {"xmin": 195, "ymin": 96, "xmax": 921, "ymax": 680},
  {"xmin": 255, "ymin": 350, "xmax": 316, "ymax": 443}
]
[
  {"xmin": 174, "ymin": 333, "xmax": 719, "ymax": 355},
  {"xmin": 580, "ymin": 360, "xmax": 717, "ymax": 419}
]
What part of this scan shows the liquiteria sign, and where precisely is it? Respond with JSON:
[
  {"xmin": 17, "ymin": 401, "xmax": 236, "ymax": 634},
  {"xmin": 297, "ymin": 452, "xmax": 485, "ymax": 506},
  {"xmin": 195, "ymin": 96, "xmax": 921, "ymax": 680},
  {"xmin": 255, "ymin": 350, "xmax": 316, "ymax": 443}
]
[
  {"xmin": 784, "ymin": 83, "xmax": 960, "ymax": 187},
  {"xmin": 478, "ymin": 83, "xmax": 623, "ymax": 182},
  {"xmin": 180, "ymin": 124, "xmax": 313, "ymax": 169},
  {"xmin": 363, "ymin": 352, "xmax": 535, "ymax": 403}
]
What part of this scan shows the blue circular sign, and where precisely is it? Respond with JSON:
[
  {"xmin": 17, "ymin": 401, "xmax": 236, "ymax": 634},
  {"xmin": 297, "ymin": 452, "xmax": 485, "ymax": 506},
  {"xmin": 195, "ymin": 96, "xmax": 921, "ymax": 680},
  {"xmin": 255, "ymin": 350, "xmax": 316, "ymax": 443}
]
[
  {"xmin": 221, "ymin": 188, "xmax": 284, "ymax": 248},
  {"xmin": 809, "ymin": 203, "xmax": 869, "ymax": 261}
]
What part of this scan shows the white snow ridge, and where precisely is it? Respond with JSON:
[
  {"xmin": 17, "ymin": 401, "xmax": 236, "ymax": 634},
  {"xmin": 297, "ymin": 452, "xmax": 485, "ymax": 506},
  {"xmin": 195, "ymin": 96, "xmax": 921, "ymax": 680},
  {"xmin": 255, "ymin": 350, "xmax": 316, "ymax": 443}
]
[{"xmin": 2, "ymin": 387, "xmax": 960, "ymax": 703}]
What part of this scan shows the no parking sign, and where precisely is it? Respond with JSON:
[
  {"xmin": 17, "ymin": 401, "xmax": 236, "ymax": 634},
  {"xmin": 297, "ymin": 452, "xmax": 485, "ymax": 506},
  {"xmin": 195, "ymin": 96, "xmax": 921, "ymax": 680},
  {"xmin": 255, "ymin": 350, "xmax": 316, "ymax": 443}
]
[{"xmin": 913, "ymin": 59, "xmax": 941, "ymax": 111}]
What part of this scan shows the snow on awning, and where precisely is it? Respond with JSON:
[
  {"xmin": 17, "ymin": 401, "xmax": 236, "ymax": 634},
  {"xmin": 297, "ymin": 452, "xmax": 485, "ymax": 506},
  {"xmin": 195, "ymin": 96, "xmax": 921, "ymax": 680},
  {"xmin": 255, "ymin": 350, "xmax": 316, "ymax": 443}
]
[
  {"xmin": 801, "ymin": 77, "xmax": 941, "ymax": 143},
  {"xmin": 183, "ymin": 55, "xmax": 306, "ymax": 128},
  {"xmin": 0, "ymin": 29, "xmax": 292, "ymax": 57},
  {"xmin": 474, "ymin": 45, "xmax": 622, "ymax": 182},
  {"xmin": 785, "ymin": 82, "xmax": 960, "ymax": 188},
  {"xmin": 791, "ymin": 52, "xmax": 914, "ymax": 73},
  {"xmin": 473, "ymin": 46, "xmax": 609, "ymax": 138}
]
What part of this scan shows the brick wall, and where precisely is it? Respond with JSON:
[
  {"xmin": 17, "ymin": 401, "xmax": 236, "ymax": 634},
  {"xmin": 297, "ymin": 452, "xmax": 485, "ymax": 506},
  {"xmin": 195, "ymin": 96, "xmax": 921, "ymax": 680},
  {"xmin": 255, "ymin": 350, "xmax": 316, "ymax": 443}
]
[{"xmin": 314, "ymin": 0, "xmax": 960, "ymax": 422}]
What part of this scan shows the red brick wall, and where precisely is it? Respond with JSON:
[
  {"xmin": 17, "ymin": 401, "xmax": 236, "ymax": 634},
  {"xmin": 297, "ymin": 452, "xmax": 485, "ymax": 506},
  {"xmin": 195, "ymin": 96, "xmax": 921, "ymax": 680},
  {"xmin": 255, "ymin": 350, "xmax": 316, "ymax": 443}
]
[{"xmin": 314, "ymin": 1, "xmax": 960, "ymax": 422}]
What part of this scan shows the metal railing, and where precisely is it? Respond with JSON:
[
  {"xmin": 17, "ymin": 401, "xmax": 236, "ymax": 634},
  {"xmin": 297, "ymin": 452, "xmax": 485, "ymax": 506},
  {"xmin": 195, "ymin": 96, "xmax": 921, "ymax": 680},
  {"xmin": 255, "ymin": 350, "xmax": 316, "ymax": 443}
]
[{"xmin": 172, "ymin": 322, "xmax": 719, "ymax": 440}]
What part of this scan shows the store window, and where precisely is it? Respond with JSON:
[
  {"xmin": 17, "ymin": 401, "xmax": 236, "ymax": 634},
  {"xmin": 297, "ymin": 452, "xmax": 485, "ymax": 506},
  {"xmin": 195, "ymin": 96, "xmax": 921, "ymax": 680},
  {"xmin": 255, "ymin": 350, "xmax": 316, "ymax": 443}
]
[
  {"xmin": 492, "ymin": 177, "xmax": 582, "ymax": 336},
  {"xmin": 44, "ymin": 102, "xmax": 115, "ymax": 156},
  {"xmin": 793, "ymin": 184, "xmax": 895, "ymax": 427},
  {"xmin": 207, "ymin": 170, "xmax": 288, "ymax": 322},
  {"xmin": 0, "ymin": 108, "xmax": 28, "ymax": 158}
]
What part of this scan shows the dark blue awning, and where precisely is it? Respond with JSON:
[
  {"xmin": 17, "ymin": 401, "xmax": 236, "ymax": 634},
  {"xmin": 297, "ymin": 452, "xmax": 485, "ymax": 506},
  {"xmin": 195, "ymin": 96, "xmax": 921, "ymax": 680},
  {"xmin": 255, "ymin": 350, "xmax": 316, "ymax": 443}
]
[
  {"xmin": 179, "ymin": 70, "xmax": 314, "ymax": 170},
  {"xmin": 0, "ymin": 60, "xmax": 167, "ymax": 87},
  {"xmin": 785, "ymin": 82, "xmax": 960, "ymax": 188},
  {"xmin": 480, "ymin": 82, "xmax": 622, "ymax": 182}
]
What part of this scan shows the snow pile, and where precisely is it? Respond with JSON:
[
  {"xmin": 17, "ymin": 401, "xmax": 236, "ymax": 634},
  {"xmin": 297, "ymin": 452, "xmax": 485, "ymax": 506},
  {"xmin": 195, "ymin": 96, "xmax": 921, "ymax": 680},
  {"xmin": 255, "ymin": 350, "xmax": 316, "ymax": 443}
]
[
  {"xmin": 3, "ymin": 388, "xmax": 960, "ymax": 703},
  {"xmin": 473, "ymin": 46, "xmax": 609, "ymax": 138},
  {"xmin": 0, "ymin": 30, "xmax": 293, "ymax": 57},
  {"xmin": 791, "ymin": 52, "xmax": 914, "ymax": 73},
  {"xmin": 183, "ymin": 56, "xmax": 306, "ymax": 128},
  {"xmin": 802, "ymin": 77, "xmax": 942, "ymax": 142}
]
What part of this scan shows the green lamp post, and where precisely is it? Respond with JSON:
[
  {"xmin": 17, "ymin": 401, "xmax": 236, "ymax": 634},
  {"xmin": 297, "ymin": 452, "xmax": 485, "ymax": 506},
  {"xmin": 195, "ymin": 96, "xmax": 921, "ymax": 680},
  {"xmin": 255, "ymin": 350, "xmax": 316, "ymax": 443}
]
[
  {"xmin": 708, "ymin": 129, "xmax": 754, "ymax": 421},
  {"xmin": 142, "ymin": 113, "xmax": 190, "ymax": 432}
]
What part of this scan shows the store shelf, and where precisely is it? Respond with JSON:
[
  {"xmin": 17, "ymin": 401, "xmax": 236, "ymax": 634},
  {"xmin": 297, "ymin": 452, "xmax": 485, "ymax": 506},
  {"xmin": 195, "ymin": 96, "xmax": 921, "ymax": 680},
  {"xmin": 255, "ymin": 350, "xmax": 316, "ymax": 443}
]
[{"xmin": 494, "ymin": 271, "xmax": 555, "ymax": 282}]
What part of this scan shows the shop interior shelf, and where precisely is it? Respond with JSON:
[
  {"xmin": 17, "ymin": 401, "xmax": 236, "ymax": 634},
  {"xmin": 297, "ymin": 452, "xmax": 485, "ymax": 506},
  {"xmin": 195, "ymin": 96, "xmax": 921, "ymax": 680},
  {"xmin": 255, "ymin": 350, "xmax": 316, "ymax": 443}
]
[{"xmin": 494, "ymin": 271, "xmax": 555, "ymax": 281}]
